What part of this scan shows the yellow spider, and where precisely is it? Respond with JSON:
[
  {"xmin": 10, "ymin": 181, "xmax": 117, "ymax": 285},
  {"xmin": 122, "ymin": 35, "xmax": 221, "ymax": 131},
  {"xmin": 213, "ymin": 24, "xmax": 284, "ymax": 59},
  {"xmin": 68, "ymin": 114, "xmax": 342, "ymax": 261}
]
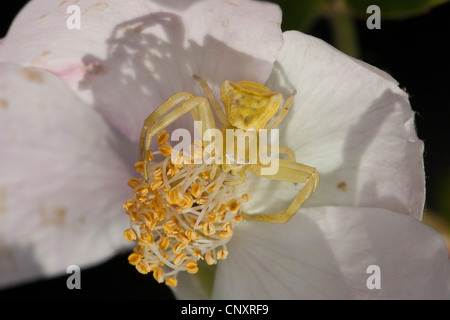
[{"xmin": 138, "ymin": 75, "xmax": 319, "ymax": 224}]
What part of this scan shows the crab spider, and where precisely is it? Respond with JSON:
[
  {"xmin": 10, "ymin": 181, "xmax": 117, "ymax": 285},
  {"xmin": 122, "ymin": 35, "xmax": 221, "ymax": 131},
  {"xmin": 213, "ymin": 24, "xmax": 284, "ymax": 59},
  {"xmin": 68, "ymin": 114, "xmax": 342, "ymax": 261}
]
[{"xmin": 138, "ymin": 75, "xmax": 319, "ymax": 223}]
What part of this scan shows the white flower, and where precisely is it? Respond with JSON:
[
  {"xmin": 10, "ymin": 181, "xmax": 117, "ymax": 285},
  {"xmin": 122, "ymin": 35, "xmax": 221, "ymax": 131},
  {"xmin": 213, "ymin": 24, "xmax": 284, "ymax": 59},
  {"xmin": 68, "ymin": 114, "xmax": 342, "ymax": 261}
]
[{"xmin": 0, "ymin": 0, "xmax": 448, "ymax": 299}]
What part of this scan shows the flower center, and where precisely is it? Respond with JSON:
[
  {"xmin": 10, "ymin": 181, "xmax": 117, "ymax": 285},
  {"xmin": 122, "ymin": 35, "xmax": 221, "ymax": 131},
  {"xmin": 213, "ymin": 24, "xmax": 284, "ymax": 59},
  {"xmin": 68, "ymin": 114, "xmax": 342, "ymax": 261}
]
[{"xmin": 123, "ymin": 131, "xmax": 247, "ymax": 287}]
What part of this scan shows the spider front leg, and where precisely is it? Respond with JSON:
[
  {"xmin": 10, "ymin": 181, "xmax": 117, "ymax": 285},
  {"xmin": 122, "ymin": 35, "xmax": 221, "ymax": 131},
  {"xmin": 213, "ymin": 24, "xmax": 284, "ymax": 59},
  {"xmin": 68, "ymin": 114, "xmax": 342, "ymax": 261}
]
[
  {"xmin": 263, "ymin": 144, "xmax": 296, "ymax": 162},
  {"xmin": 139, "ymin": 92, "xmax": 193, "ymax": 162},
  {"xmin": 241, "ymin": 159, "xmax": 319, "ymax": 223},
  {"xmin": 224, "ymin": 170, "xmax": 247, "ymax": 186},
  {"xmin": 265, "ymin": 90, "xmax": 296, "ymax": 130},
  {"xmin": 193, "ymin": 74, "xmax": 228, "ymax": 126},
  {"xmin": 139, "ymin": 95, "xmax": 216, "ymax": 181}
]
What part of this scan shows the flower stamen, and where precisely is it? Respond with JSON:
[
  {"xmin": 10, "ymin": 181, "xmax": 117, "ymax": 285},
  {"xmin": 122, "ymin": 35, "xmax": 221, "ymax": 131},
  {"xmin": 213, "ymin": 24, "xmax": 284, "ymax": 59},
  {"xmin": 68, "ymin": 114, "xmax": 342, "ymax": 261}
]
[{"xmin": 123, "ymin": 130, "xmax": 246, "ymax": 286}]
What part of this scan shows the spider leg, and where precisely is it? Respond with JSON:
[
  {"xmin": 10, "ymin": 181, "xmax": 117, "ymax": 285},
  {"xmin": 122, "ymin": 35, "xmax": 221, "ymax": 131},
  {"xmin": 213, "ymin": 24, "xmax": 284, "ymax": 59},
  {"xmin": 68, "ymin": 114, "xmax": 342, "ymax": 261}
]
[
  {"xmin": 194, "ymin": 74, "xmax": 228, "ymax": 126},
  {"xmin": 262, "ymin": 144, "xmax": 296, "ymax": 162},
  {"xmin": 265, "ymin": 90, "xmax": 296, "ymax": 130},
  {"xmin": 141, "ymin": 96, "xmax": 216, "ymax": 181},
  {"xmin": 224, "ymin": 170, "xmax": 247, "ymax": 186},
  {"xmin": 241, "ymin": 159, "xmax": 319, "ymax": 223},
  {"xmin": 139, "ymin": 92, "xmax": 193, "ymax": 162}
]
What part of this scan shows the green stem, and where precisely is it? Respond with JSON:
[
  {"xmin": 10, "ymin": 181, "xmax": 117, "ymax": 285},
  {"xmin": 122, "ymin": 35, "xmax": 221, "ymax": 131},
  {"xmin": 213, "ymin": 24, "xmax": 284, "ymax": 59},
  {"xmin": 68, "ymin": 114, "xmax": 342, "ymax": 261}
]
[{"xmin": 329, "ymin": 0, "xmax": 360, "ymax": 58}]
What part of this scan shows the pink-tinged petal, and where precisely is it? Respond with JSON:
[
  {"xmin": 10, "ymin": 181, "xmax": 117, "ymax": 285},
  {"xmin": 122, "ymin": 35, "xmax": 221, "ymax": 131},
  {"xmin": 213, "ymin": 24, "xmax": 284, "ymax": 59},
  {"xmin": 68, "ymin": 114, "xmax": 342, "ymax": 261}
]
[
  {"xmin": 213, "ymin": 206, "xmax": 450, "ymax": 299},
  {"xmin": 0, "ymin": 0, "xmax": 282, "ymax": 141},
  {"xmin": 249, "ymin": 31, "xmax": 424, "ymax": 219},
  {"xmin": 0, "ymin": 0, "xmax": 153, "ymax": 99},
  {"xmin": 0, "ymin": 63, "xmax": 135, "ymax": 288}
]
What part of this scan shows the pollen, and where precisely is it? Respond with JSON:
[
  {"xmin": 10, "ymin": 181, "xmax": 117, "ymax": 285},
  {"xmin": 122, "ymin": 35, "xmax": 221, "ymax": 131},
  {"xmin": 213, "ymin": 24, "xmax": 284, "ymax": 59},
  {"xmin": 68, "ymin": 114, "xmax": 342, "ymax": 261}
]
[{"xmin": 123, "ymin": 130, "xmax": 247, "ymax": 287}]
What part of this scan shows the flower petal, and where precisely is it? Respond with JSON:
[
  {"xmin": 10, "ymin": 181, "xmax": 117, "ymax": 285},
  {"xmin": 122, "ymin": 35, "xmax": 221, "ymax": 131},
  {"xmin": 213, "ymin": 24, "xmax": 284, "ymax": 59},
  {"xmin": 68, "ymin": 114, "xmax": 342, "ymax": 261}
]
[
  {"xmin": 0, "ymin": 0, "xmax": 283, "ymax": 141},
  {"xmin": 173, "ymin": 268, "xmax": 211, "ymax": 300},
  {"xmin": 0, "ymin": 63, "xmax": 135, "ymax": 288},
  {"xmin": 213, "ymin": 206, "xmax": 450, "ymax": 299},
  {"xmin": 244, "ymin": 31, "xmax": 424, "ymax": 219}
]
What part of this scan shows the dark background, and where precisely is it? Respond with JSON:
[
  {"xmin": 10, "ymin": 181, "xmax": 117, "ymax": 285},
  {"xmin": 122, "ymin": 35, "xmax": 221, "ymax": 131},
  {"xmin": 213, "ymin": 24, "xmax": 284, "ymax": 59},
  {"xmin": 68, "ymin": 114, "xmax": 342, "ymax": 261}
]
[{"xmin": 0, "ymin": 0, "xmax": 449, "ymax": 299}]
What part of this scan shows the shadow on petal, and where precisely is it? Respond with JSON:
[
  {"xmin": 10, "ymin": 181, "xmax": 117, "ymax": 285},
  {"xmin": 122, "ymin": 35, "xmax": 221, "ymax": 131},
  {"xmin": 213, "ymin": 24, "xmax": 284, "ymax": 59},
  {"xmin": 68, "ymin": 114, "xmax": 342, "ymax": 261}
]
[
  {"xmin": 151, "ymin": 0, "xmax": 203, "ymax": 10},
  {"xmin": 79, "ymin": 11, "xmax": 274, "ymax": 142}
]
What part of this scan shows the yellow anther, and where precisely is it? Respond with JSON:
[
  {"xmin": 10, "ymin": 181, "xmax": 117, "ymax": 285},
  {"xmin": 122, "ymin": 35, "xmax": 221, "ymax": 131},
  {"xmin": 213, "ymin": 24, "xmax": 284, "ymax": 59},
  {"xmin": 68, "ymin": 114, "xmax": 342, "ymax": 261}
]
[
  {"xmin": 166, "ymin": 186, "xmax": 184, "ymax": 205},
  {"xmin": 207, "ymin": 183, "xmax": 217, "ymax": 193},
  {"xmin": 217, "ymin": 229, "xmax": 233, "ymax": 239},
  {"xmin": 196, "ymin": 221, "xmax": 206, "ymax": 230},
  {"xmin": 136, "ymin": 195, "xmax": 148, "ymax": 204},
  {"xmin": 186, "ymin": 260, "xmax": 199, "ymax": 274},
  {"xmin": 153, "ymin": 166, "xmax": 163, "ymax": 178},
  {"xmin": 129, "ymin": 212, "xmax": 138, "ymax": 221},
  {"xmin": 137, "ymin": 240, "xmax": 150, "ymax": 249},
  {"xmin": 123, "ymin": 200, "xmax": 136, "ymax": 213},
  {"xmin": 166, "ymin": 166, "xmax": 178, "ymax": 179},
  {"xmin": 171, "ymin": 153, "xmax": 184, "ymax": 168},
  {"xmin": 147, "ymin": 150, "xmax": 154, "ymax": 162},
  {"xmin": 127, "ymin": 178, "xmax": 141, "ymax": 189},
  {"xmin": 203, "ymin": 222, "xmax": 216, "ymax": 235},
  {"xmin": 166, "ymin": 277, "xmax": 178, "ymax": 287},
  {"xmin": 150, "ymin": 179, "xmax": 163, "ymax": 191},
  {"xmin": 173, "ymin": 241, "xmax": 188, "ymax": 254},
  {"xmin": 157, "ymin": 130, "xmax": 169, "ymax": 145},
  {"xmin": 159, "ymin": 144, "xmax": 172, "ymax": 157},
  {"xmin": 232, "ymin": 215, "xmax": 243, "ymax": 223},
  {"xmin": 191, "ymin": 183, "xmax": 204, "ymax": 198},
  {"xmin": 169, "ymin": 215, "xmax": 181, "ymax": 225},
  {"xmin": 140, "ymin": 212, "xmax": 154, "ymax": 227},
  {"xmin": 205, "ymin": 251, "xmax": 216, "ymax": 265},
  {"xmin": 239, "ymin": 193, "xmax": 249, "ymax": 202},
  {"xmin": 148, "ymin": 263, "xmax": 159, "ymax": 271},
  {"xmin": 191, "ymin": 140, "xmax": 204, "ymax": 162},
  {"xmin": 186, "ymin": 230, "xmax": 199, "ymax": 241},
  {"xmin": 136, "ymin": 260, "xmax": 151, "ymax": 274},
  {"xmin": 164, "ymin": 220, "xmax": 178, "ymax": 233},
  {"xmin": 128, "ymin": 253, "xmax": 143, "ymax": 266},
  {"xmin": 135, "ymin": 185, "xmax": 149, "ymax": 196},
  {"xmin": 123, "ymin": 229, "xmax": 137, "ymax": 242},
  {"xmin": 141, "ymin": 232, "xmax": 154, "ymax": 244},
  {"xmin": 173, "ymin": 252, "xmax": 188, "ymax": 266},
  {"xmin": 227, "ymin": 199, "xmax": 241, "ymax": 214},
  {"xmin": 154, "ymin": 208, "xmax": 166, "ymax": 221},
  {"xmin": 222, "ymin": 221, "xmax": 232, "ymax": 233},
  {"xmin": 200, "ymin": 171, "xmax": 210, "ymax": 180},
  {"xmin": 193, "ymin": 249, "xmax": 204, "ymax": 260},
  {"xmin": 133, "ymin": 245, "xmax": 145, "ymax": 255},
  {"xmin": 206, "ymin": 211, "xmax": 218, "ymax": 223},
  {"xmin": 216, "ymin": 249, "xmax": 229, "ymax": 260},
  {"xmin": 180, "ymin": 194, "xmax": 194, "ymax": 210},
  {"xmin": 176, "ymin": 232, "xmax": 191, "ymax": 245},
  {"xmin": 153, "ymin": 267, "xmax": 164, "ymax": 283},
  {"xmin": 196, "ymin": 197, "xmax": 208, "ymax": 205},
  {"xmin": 158, "ymin": 236, "xmax": 170, "ymax": 251},
  {"xmin": 217, "ymin": 202, "xmax": 227, "ymax": 216},
  {"xmin": 134, "ymin": 161, "xmax": 144, "ymax": 173}
]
